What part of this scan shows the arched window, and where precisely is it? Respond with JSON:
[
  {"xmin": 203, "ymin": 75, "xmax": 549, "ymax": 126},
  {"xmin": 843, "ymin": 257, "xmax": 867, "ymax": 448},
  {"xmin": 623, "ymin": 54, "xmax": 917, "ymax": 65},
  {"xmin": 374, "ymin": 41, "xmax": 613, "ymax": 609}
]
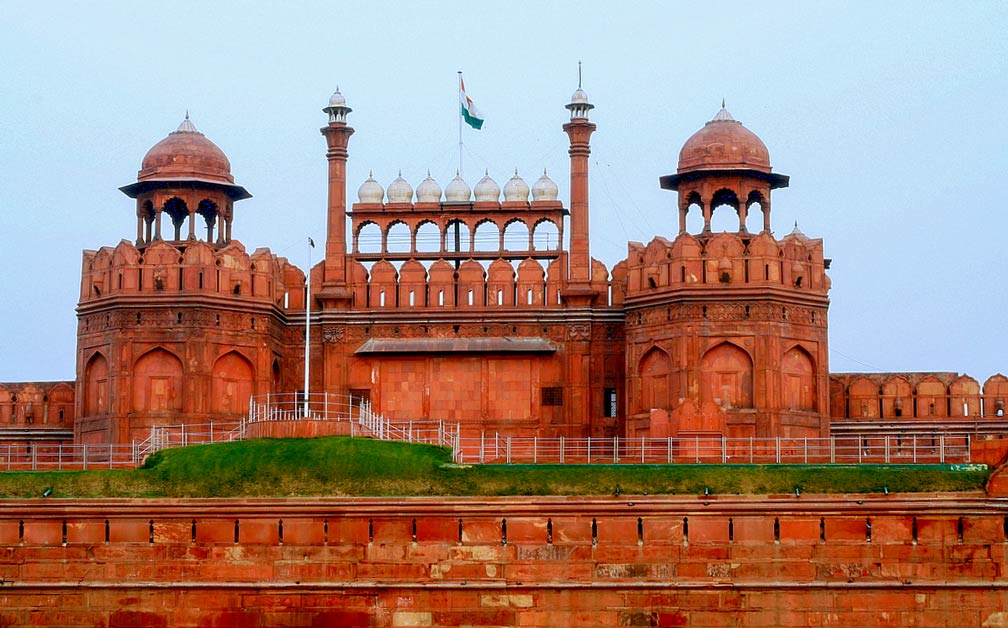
[
  {"xmin": 414, "ymin": 221, "xmax": 441, "ymax": 253},
  {"xmin": 356, "ymin": 222, "xmax": 382, "ymax": 254},
  {"xmin": 532, "ymin": 220, "xmax": 560, "ymax": 251},
  {"xmin": 502, "ymin": 220, "xmax": 530, "ymax": 253},
  {"xmin": 709, "ymin": 188, "xmax": 741, "ymax": 233},
  {"xmin": 445, "ymin": 220, "xmax": 471, "ymax": 253},
  {"xmin": 684, "ymin": 191, "xmax": 704, "ymax": 234},
  {"xmin": 473, "ymin": 220, "xmax": 499, "ymax": 253},
  {"xmin": 162, "ymin": 197, "xmax": 189, "ymax": 240},
  {"xmin": 386, "ymin": 222, "xmax": 411, "ymax": 254},
  {"xmin": 197, "ymin": 199, "xmax": 218, "ymax": 242}
]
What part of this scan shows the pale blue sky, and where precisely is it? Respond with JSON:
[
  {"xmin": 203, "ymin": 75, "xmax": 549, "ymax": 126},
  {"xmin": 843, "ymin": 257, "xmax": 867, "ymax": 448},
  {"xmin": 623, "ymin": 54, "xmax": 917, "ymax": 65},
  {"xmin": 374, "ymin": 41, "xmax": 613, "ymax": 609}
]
[{"xmin": 1, "ymin": 1, "xmax": 1005, "ymax": 382}]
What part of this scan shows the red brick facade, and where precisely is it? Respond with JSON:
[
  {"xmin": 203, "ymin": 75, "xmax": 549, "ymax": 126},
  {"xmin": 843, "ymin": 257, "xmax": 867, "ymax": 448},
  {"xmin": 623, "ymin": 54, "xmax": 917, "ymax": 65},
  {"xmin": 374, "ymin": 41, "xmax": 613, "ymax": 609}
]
[{"xmin": 2, "ymin": 495, "xmax": 1007, "ymax": 626}]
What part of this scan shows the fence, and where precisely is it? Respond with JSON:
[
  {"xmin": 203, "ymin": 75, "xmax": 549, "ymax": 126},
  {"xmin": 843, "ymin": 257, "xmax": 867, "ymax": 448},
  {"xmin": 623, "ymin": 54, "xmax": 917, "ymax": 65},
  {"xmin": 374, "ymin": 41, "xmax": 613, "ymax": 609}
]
[
  {"xmin": 0, "ymin": 443, "xmax": 139, "ymax": 471},
  {"xmin": 452, "ymin": 432, "xmax": 971, "ymax": 465}
]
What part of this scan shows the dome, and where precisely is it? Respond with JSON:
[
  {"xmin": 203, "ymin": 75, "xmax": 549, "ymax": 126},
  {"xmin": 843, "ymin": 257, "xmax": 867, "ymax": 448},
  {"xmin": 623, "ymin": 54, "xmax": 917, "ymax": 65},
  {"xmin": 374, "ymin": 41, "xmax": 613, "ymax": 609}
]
[
  {"xmin": 570, "ymin": 87, "xmax": 590, "ymax": 105},
  {"xmin": 386, "ymin": 171, "xmax": 413, "ymax": 203},
  {"xmin": 416, "ymin": 172, "xmax": 442, "ymax": 203},
  {"xmin": 357, "ymin": 171, "xmax": 384, "ymax": 204},
  {"xmin": 328, "ymin": 88, "xmax": 347, "ymax": 108},
  {"xmin": 137, "ymin": 114, "xmax": 233, "ymax": 184},
  {"xmin": 474, "ymin": 171, "xmax": 500, "ymax": 202},
  {"xmin": 444, "ymin": 172, "xmax": 471, "ymax": 202},
  {"xmin": 531, "ymin": 169, "xmax": 558, "ymax": 201},
  {"xmin": 502, "ymin": 169, "xmax": 529, "ymax": 202},
  {"xmin": 677, "ymin": 105, "xmax": 771, "ymax": 174}
]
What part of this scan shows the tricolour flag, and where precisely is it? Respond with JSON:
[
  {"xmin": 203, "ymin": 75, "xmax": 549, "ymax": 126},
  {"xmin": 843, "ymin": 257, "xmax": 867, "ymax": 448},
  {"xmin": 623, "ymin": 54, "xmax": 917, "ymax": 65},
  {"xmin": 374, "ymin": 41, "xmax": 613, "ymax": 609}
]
[{"xmin": 459, "ymin": 76, "xmax": 484, "ymax": 130}]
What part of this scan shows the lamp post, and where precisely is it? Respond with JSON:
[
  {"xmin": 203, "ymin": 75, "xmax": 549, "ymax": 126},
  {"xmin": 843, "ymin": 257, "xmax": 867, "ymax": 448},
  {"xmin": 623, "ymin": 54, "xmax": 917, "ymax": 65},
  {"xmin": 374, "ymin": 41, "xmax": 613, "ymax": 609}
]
[{"xmin": 303, "ymin": 237, "xmax": 315, "ymax": 417}]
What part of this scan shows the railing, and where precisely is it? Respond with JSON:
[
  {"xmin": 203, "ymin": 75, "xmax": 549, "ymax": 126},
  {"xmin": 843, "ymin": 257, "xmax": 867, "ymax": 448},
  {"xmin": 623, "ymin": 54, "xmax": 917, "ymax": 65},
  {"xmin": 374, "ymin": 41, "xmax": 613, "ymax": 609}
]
[
  {"xmin": 451, "ymin": 433, "xmax": 972, "ymax": 465},
  {"xmin": 0, "ymin": 443, "xmax": 139, "ymax": 471},
  {"xmin": 135, "ymin": 420, "xmax": 246, "ymax": 460}
]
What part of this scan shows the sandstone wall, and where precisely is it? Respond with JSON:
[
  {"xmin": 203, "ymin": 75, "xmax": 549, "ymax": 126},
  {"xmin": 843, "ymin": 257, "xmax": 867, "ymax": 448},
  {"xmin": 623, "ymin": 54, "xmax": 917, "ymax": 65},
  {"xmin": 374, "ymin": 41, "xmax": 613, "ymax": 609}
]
[{"xmin": 1, "ymin": 495, "xmax": 1007, "ymax": 626}]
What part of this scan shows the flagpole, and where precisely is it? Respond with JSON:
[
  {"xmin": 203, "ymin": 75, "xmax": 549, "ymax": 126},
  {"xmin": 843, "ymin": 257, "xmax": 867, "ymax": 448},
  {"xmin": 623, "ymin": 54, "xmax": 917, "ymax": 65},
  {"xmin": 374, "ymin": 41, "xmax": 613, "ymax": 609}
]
[
  {"xmin": 303, "ymin": 237, "xmax": 314, "ymax": 418},
  {"xmin": 457, "ymin": 71, "xmax": 463, "ymax": 175}
]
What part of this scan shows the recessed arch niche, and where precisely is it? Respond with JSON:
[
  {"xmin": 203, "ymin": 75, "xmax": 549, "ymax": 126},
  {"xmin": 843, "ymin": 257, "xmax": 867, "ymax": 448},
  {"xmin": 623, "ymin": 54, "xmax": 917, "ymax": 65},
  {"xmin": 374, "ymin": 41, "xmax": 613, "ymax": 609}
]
[{"xmin": 700, "ymin": 342, "xmax": 754, "ymax": 409}]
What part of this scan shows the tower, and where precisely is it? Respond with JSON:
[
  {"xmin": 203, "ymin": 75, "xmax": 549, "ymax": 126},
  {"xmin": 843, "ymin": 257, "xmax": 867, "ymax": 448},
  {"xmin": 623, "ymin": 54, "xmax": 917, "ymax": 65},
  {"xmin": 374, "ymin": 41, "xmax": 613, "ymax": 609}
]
[
  {"xmin": 317, "ymin": 89, "xmax": 355, "ymax": 308},
  {"xmin": 623, "ymin": 105, "xmax": 831, "ymax": 440},
  {"xmin": 77, "ymin": 116, "xmax": 302, "ymax": 444},
  {"xmin": 561, "ymin": 83, "xmax": 597, "ymax": 305}
]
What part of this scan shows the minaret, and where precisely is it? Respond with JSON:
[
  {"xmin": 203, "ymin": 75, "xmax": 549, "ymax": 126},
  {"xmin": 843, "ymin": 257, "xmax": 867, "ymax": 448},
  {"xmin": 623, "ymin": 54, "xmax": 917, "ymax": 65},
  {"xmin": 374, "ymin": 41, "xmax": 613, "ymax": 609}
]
[
  {"xmin": 561, "ymin": 72, "xmax": 597, "ymax": 304},
  {"xmin": 318, "ymin": 88, "xmax": 355, "ymax": 306}
]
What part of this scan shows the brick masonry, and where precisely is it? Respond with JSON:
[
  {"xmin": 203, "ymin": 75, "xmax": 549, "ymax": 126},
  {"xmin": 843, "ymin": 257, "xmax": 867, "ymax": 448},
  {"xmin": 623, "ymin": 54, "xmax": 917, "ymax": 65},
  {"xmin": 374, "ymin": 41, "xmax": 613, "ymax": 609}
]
[{"xmin": 1, "ymin": 494, "xmax": 1007, "ymax": 626}]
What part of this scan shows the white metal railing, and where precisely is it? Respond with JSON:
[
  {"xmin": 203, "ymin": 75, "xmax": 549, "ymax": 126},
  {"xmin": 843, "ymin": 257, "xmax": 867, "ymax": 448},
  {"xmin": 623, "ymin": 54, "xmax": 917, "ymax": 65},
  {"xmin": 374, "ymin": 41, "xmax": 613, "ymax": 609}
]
[
  {"xmin": 0, "ymin": 443, "xmax": 138, "ymax": 471},
  {"xmin": 452, "ymin": 433, "xmax": 973, "ymax": 466}
]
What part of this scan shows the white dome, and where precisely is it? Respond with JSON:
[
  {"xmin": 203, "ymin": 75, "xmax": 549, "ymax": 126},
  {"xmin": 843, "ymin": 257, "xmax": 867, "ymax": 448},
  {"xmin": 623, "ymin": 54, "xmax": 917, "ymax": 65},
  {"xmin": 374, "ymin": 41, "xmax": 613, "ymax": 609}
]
[
  {"xmin": 416, "ymin": 172, "xmax": 442, "ymax": 203},
  {"xmin": 503, "ymin": 169, "xmax": 530, "ymax": 202},
  {"xmin": 357, "ymin": 171, "xmax": 384, "ymax": 203},
  {"xmin": 474, "ymin": 171, "xmax": 500, "ymax": 202},
  {"xmin": 444, "ymin": 172, "xmax": 471, "ymax": 202},
  {"xmin": 570, "ymin": 87, "xmax": 590, "ymax": 104},
  {"xmin": 328, "ymin": 88, "xmax": 347, "ymax": 108},
  {"xmin": 386, "ymin": 171, "xmax": 413, "ymax": 203},
  {"xmin": 531, "ymin": 169, "xmax": 559, "ymax": 201}
]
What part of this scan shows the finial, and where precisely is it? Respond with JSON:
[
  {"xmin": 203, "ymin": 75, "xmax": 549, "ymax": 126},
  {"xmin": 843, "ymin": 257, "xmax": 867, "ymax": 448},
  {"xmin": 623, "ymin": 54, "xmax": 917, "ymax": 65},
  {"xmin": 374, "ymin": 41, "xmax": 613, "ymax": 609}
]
[
  {"xmin": 721, "ymin": 98, "xmax": 725, "ymax": 109},
  {"xmin": 484, "ymin": 168, "xmax": 489, "ymax": 176},
  {"xmin": 456, "ymin": 169, "xmax": 460, "ymax": 176},
  {"xmin": 185, "ymin": 109, "xmax": 190, "ymax": 120},
  {"xmin": 794, "ymin": 220, "xmax": 798, "ymax": 229},
  {"xmin": 514, "ymin": 168, "xmax": 519, "ymax": 176},
  {"xmin": 398, "ymin": 169, "xmax": 402, "ymax": 177},
  {"xmin": 427, "ymin": 169, "xmax": 431, "ymax": 177},
  {"xmin": 578, "ymin": 61, "xmax": 582, "ymax": 88},
  {"xmin": 368, "ymin": 169, "xmax": 373, "ymax": 178},
  {"xmin": 543, "ymin": 167, "xmax": 548, "ymax": 175}
]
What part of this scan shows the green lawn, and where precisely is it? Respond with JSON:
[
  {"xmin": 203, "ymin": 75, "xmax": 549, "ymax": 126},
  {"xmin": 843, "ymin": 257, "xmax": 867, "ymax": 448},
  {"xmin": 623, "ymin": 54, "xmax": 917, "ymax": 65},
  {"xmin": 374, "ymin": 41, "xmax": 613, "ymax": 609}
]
[{"xmin": 0, "ymin": 437, "xmax": 990, "ymax": 498}]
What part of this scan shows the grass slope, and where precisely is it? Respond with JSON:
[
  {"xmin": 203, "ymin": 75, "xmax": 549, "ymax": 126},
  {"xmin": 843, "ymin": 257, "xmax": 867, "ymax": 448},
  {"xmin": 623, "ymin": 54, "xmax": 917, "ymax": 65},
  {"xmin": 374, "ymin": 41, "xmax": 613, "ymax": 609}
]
[{"xmin": 0, "ymin": 437, "xmax": 990, "ymax": 498}]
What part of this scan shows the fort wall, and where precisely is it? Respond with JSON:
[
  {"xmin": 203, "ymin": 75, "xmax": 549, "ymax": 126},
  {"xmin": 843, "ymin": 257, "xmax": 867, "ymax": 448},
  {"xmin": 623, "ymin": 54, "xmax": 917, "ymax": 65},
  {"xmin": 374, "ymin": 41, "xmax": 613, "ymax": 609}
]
[{"xmin": 2, "ymin": 495, "xmax": 1007, "ymax": 626}]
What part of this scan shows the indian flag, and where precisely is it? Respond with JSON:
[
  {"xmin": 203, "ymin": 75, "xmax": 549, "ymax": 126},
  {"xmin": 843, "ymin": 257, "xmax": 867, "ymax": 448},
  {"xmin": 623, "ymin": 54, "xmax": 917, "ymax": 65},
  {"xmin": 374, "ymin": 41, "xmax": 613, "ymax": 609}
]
[{"xmin": 459, "ymin": 76, "xmax": 484, "ymax": 130}]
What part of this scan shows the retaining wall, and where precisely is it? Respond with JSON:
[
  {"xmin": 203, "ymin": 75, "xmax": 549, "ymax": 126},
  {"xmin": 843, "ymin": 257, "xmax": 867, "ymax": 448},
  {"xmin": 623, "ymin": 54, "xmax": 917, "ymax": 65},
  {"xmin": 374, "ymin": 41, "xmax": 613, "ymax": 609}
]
[{"xmin": 1, "ymin": 495, "xmax": 1007, "ymax": 626}]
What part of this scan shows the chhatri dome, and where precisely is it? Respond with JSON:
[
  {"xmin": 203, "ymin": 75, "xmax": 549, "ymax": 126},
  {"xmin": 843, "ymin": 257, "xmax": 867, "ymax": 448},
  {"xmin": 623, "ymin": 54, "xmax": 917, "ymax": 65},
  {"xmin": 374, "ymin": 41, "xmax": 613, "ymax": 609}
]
[
  {"xmin": 444, "ymin": 172, "xmax": 471, "ymax": 202},
  {"xmin": 676, "ymin": 103, "xmax": 772, "ymax": 174},
  {"xmin": 136, "ymin": 113, "xmax": 235, "ymax": 184}
]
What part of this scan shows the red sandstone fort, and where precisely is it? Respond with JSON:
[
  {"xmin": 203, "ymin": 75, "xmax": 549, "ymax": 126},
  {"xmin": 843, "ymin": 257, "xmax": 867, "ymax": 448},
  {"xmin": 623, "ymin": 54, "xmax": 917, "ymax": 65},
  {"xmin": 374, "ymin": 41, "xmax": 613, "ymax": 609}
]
[
  {"xmin": 0, "ymin": 84, "xmax": 1003, "ymax": 449},
  {"xmin": 2, "ymin": 85, "xmax": 1008, "ymax": 627}
]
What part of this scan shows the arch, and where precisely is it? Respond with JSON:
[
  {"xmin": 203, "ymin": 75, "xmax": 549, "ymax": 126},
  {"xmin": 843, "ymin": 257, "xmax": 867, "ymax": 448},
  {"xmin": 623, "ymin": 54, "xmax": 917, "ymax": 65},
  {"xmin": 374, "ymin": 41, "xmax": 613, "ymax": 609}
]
[
  {"xmin": 881, "ymin": 375, "xmax": 912, "ymax": 418},
  {"xmin": 638, "ymin": 346, "xmax": 672, "ymax": 413},
  {"xmin": 916, "ymin": 377, "xmax": 948, "ymax": 417},
  {"xmin": 355, "ymin": 221, "xmax": 382, "ymax": 255},
  {"xmin": 709, "ymin": 188, "xmax": 741, "ymax": 233},
  {"xmin": 983, "ymin": 374, "xmax": 1008, "ymax": 417},
  {"xmin": 532, "ymin": 219, "xmax": 560, "ymax": 251},
  {"xmin": 473, "ymin": 219, "xmax": 500, "ymax": 253},
  {"xmin": 445, "ymin": 219, "xmax": 471, "ymax": 253},
  {"xmin": 83, "ymin": 352, "xmax": 110, "ymax": 416},
  {"xmin": 502, "ymin": 219, "xmax": 530, "ymax": 252},
  {"xmin": 847, "ymin": 377, "xmax": 880, "ymax": 418},
  {"xmin": 162, "ymin": 197, "xmax": 189, "ymax": 241},
  {"xmin": 781, "ymin": 345, "xmax": 816, "ymax": 411},
  {"xmin": 132, "ymin": 348, "xmax": 183, "ymax": 413},
  {"xmin": 271, "ymin": 358, "xmax": 282, "ymax": 393},
  {"xmin": 414, "ymin": 220, "xmax": 441, "ymax": 253},
  {"xmin": 197, "ymin": 199, "xmax": 219, "ymax": 242},
  {"xmin": 949, "ymin": 375, "xmax": 981, "ymax": 417},
  {"xmin": 385, "ymin": 221, "xmax": 411, "ymax": 254},
  {"xmin": 211, "ymin": 351, "xmax": 255, "ymax": 415},
  {"xmin": 700, "ymin": 342, "xmax": 753, "ymax": 409},
  {"xmin": 684, "ymin": 191, "xmax": 704, "ymax": 234}
]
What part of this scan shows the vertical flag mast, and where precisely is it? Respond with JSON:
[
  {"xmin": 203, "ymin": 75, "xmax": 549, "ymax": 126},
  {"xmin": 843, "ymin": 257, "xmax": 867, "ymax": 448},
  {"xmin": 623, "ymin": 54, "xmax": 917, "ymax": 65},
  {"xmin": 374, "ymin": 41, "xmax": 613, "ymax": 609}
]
[{"xmin": 457, "ymin": 71, "xmax": 463, "ymax": 175}]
